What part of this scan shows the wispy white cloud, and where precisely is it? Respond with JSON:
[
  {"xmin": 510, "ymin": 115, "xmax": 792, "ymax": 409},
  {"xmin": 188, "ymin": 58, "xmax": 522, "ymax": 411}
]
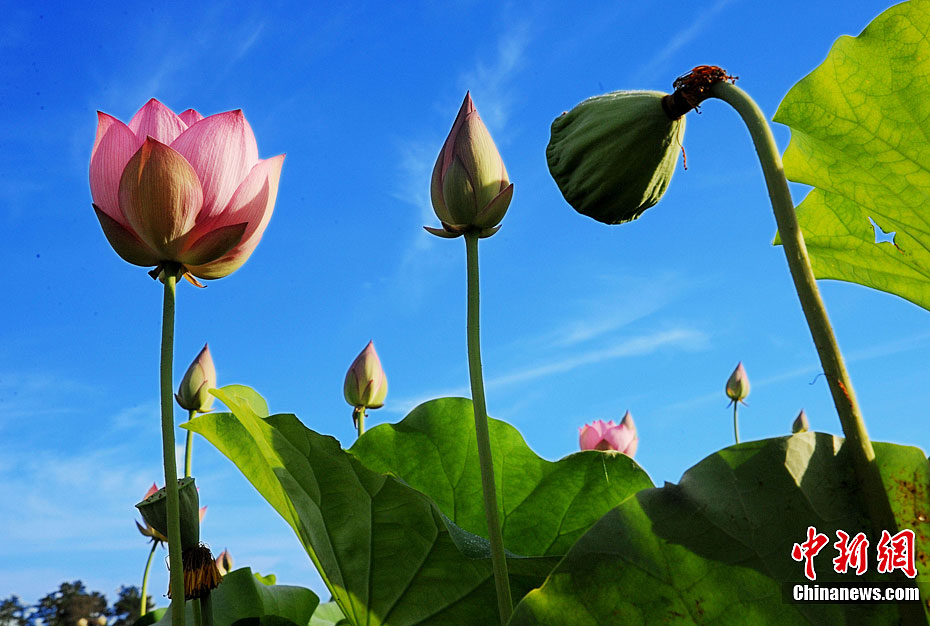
[
  {"xmin": 0, "ymin": 444, "xmax": 154, "ymax": 549},
  {"xmin": 631, "ymin": 0, "xmax": 739, "ymax": 83},
  {"xmin": 540, "ymin": 273, "xmax": 695, "ymax": 349},
  {"xmin": 232, "ymin": 22, "xmax": 266, "ymax": 64},
  {"xmin": 460, "ymin": 23, "xmax": 530, "ymax": 131},
  {"xmin": 491, "ymin": 328, "xmax": 707, "ymax": 388},
  {"xmin": 386, "ymin": 22, "xmax": 532, "ymax": 309},
  {"xmin": 392, "ymin": 140, "xmax": 438, "ymax": 253},
  {"xmin": 389, "ymin": 327, "xmax": 707, "ymax": 415},
  {"xmin": 0, "ymin": 371, "xmax": 98, "ymax": 422}
]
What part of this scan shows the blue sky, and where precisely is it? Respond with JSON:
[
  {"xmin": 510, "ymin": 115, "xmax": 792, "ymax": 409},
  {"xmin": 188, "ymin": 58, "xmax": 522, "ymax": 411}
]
[{"xmin": 2, "ymin": 0, "xmax": 925, "ymax": 610}]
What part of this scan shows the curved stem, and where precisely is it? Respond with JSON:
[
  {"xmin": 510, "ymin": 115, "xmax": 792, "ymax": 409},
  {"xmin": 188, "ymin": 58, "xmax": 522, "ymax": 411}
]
[
  {"xmin": 140, "ymin": 542, "xmax": 157, "ymax": 616},
  {"xmin": 184, "ymin": 410, "xmax": 195, "ymax": 478},
  {"xmin": 708, "ymin": 82, "xmax": 895, "ymax": 534},
  {"xmin": 464, "ymin": 233, "xmax": 513, "ymax": 625},
  {"xmin": 160, "ymin": 267, "xmax": 185, "ymax": 626},
  {"xmin": 732, "ymin": 403, "xmax": 740, "ymax": 445}
]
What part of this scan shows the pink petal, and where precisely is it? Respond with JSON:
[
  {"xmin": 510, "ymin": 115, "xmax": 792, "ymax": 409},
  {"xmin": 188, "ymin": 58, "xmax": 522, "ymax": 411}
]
[
  {"xmin": 128, "ymin": 99, "xmax": 188, "ymax": 145},
  {"xmin": 118, "ymin": 138, "xmax": 203, "ymax": 259},
  {"xmin": 186, "ymin": 154, "xmax": 283, "ymax": 279},
  {"xmin": 603, "ymin": 424, "xmax": 635, "ymax": 454},
  {"xmin": 171, "ymin": 110, "xmax": 259, "ymax": 220},
  {"xmin": 624, "ymin": 432, "xmax": 639, "ymax": 457},
  {"xmin": 90, "ymin": 112, "xmax": 137, "ymax": 225},
  {"xmin": 93, "ymin": 204, "xmax": 160, "ymax": 266},
  {"xmin": 143, "ymin": 483, "xmax": 159, "ymax": 499},
  {"xmin": 177, "ymin": 222, "xmax": 247, "ymax": 266},
  {"xmin": 178, "ymin": 109, "xmax": 204, "ymax": 126},
  {"xmin": 579, "ymin": 424, "xmax": 602, "ymax": 450}
]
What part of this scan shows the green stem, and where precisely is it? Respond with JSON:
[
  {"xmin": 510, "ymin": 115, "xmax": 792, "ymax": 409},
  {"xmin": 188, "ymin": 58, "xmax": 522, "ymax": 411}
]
[
  {"xmin": 140, "ymin": 542, "xmax": 157, "ymax": 616},
  {"xmin": 711, "ymin": 84, "xmax": 928, "ymax": 625},
  {"xmin": 192, "ymin": 597, "xmax": 202, "ymax": 626},
  {"xmin": 464, "ymin": 232, "xmax": 513, "ymax": 626},
  {"xmin": 184, "ymin": 410, "xmax": 195, "ymax": 478},
  {"xmin": 732, "ymin": 402, "xmax": 740, "ymax": 445},
  {"xmin": 201, "ymin": 592, "xmax": 214, "ymax": 626},
  {"xmin": 709, "ymin": 82, "xmax": 896, "ymax": 531},
  {"xmin": 159, "ymin": 266, "xmax": 185, "ymax": 626},
  {"xmin": 354, "ymin": 406, "xmax": 366, "ymax": 438}
]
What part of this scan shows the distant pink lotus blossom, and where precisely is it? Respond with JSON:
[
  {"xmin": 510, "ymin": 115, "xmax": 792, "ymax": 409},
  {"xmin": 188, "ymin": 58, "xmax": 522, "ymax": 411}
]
[
  {"xmin": 90, "ymin": 98, "xmax": 284, "ymax": 281},
  {"xmin": 578, "ymin": 412, "xmax": 638, "ymax": 457}
]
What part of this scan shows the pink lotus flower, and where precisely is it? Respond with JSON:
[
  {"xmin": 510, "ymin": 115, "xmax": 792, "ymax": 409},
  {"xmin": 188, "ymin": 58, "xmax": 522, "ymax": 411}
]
[
  {"xmin": 578, "ymin": 412, "xmax": 638, "ymax": 457},
  {"xmin": 90, "ymin": 99, "xmax": 284, "ymax": 281}
]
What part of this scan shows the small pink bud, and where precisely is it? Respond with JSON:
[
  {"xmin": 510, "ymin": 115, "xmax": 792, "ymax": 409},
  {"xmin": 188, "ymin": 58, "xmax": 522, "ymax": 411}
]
[
  {"xmin": 792, "ymin": 409, "xmax": 809, "ymax": 434},
  {"xmin": 344, "ymin": 341, "xmax": 388, "ymax": 410},
  {"xmin": 725, "ymin": 362, "xmax": 750, "ymax": 404},
  {"xmin": 176, "ymin": 344, "xmax": 217, "ymax": 412},
  {"xmin": 215, "ymin": 548, "xmax": 234, "ymax": 576},
  {"xmin": 579, "ymin": 414, "xmax": 638, "ymax": 457}
]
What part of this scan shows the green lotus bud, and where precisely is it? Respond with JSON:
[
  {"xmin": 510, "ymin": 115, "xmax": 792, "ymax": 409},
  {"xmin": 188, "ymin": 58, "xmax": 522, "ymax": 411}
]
[
  {"xmin": 546, "ymin": 90, "xmax": 685, "ymax": 225},
  {"xmin": 344, "ymin": 340, "xmax": 387, "ymax": 410},
  {"xmin": 792, "ymin": 410, "xmax": 809, "ymax": 434},
  {"xmin": 136, "ymin": 477, "xmax": 201, "ymax": 550},
  {"xmin": 176, "ymin": 344, "xmax": 216, "ymax": 412},
  {"xmin": 725, "ymin": 362, "xmax": 750, "ymax": 404},
  {"xmin": 425, "ymin": 92, "xmax": 514, "ymax": 239}
]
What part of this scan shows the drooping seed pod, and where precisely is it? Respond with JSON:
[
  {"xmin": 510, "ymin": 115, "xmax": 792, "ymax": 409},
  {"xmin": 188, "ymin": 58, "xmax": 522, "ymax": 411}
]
[{"xmin": 547, "ymin": 90, "xmax": 685, "ymax": 225}]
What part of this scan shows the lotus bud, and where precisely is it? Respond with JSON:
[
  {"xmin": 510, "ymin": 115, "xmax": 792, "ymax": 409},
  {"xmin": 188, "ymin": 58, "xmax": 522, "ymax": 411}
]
[
  {"xmin": 136, "ymin": 477, "xmax": 201, "ymax": 550},
  {"xmin": 725, "ymin": 362, "xmax": 750, "ymax": 404},
  {"xmin": 792, "ymin": 409, "xmax": 809, "ymax": 434},
  {"xmin": 579, "ymin": 415, "xmax": 637, "ymax": 457},
  {"xmin": 216, "ymin": 549, "xmax": 234, "ymax": 576},
  {"xmin": 547, "ymin": 91, "xmax": 685, "ymax": 224},
  {"xmin": 425, "ymin": 92, "xmax": 514, "ymax": 239},
  {"xmin": 344, "ymin": 341, "xmax": 388, "ymax": 411},
  {"xmin": 176, "ymin": 344, "xmax": 216, "ymax": 412}
]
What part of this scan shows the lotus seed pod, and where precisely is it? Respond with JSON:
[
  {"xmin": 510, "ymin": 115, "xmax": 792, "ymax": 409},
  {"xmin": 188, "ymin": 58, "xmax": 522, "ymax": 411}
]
[
  {"xmin": 792, "ymin": 410, "xmax": 809, "ymax": 434},
  {"xmin": 547, "ymin": 90, "xmax": 684, "ymax": 225},
  {"xmin": 136, "ymin": 477, "xmax": 201, "ymax": 550}
]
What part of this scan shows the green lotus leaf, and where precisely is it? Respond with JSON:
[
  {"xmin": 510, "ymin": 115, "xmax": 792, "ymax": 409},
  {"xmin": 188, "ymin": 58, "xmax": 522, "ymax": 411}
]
[{"xmin": 774, "ymin": 0, "xmax": 930, "ymax": 311}]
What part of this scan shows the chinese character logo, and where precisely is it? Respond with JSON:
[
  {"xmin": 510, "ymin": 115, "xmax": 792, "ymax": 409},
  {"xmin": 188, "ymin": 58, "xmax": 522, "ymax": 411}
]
[{"xmin": 792, "ymin": 526, "xmax": 829, "ymax": 581}]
